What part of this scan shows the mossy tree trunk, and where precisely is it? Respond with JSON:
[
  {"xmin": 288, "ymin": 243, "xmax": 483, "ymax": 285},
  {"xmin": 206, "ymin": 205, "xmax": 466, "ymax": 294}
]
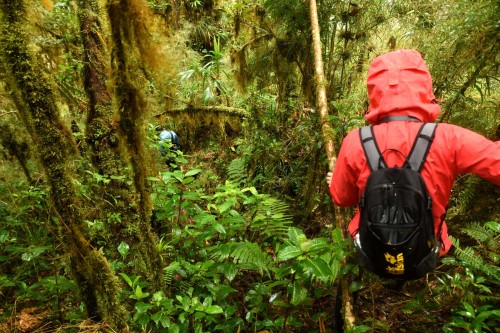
[
  {"xmin": 78, "ymin": 0, "xmax": 164, "ymax": 291},
  {"xmin": 107, "ymin": 0, "xmax": 164, "ymax": 291},
  {"xmin": 79, "ymin": 0, "xmax": 123, "ymax": 176},
  {"xmin": 0, "ymin": 1, "xmax": 129, "ymax": 330}
]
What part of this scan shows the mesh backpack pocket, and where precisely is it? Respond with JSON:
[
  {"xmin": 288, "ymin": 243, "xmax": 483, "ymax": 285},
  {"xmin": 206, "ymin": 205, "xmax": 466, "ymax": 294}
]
[{"xmin": 355, "ymin": 123, "xmax": 439, "ymax": 280}]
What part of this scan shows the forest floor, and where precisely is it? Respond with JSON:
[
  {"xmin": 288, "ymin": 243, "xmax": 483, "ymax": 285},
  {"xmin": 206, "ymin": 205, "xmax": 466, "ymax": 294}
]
[{"xmin": 0, "ymin": 272, "xmax": 464, "ymax": 333}]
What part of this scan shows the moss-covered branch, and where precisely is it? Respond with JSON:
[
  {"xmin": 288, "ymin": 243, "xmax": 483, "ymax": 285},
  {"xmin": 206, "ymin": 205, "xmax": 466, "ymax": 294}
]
[{"xmin": 156, "ymin": 105, "xmax": 250, "ymax": 118}]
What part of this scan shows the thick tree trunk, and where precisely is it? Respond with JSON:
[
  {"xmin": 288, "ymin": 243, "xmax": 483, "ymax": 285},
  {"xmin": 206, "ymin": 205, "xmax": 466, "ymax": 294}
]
[
  {"xmin": 79, "ymin": 0, "xmax": 166, "ymax": 292},
  {"xmin": 0, "ymin": 1, "xmax": 129, "ymax": 330},
  {"xmin": 308, "ymin": 0, "xmax": 355, "ymax": 330},
  {"xmin": 107, "ymin": 0, "xmax": 164, "ymax": 292},
  {"xmin": 79, "ymin": 0, "xmax": 123, "ymax": 176}
]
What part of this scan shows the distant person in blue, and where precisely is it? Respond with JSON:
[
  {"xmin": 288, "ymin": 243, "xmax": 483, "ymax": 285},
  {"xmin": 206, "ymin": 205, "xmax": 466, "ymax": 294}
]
[{"xmin": 158, "ymin": 128, "xmax": 181, "ymax": 167}]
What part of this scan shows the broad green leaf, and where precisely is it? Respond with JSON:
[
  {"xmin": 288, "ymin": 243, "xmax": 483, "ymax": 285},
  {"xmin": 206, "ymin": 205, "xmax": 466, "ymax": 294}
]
[
  {"xmin": 304, "ymin": 258, "xmax": 331, "ymax": 279},
  {"xmin": 276, "ymin": 245, "xmax": 302, "ymax": 261},
  {"xmin": 185, "ymin": 169, "xmax": 202, "ymax": 177},
  {"xmin": 300, "ymin": 240, "xmax": 312, "ymax": 252},
  {"xmin": 218, "ymin": 198, "xmax": 236, "ymax": 213},
  {"xmin": 309, "ymin": 238, "xmax": 330, "ymax": 252},
  {"xmin": 21, "ymin": 246, "xmax": 50, "ymax": 261},
  {"xmin": 269, "ymin": 292, "xmax": 281, "ymax": 303},
  {"xmin": 135, "ymin": 302, "xmax": 154, "ymax": 314},
  {"xmin": 205, "ymin": 305, "xmax": 224, "ymax": 314},
  {"xmin": 202, "ymin": 297, "xmax": 213, "ymax": 308},
  {"xmin": 242, "ymin": 186, "xmax": 259, "ymax": 196},
  {"xmin": 194, "ymin": 213, "xmax": 216, "ymax": 224},
  {"xmin": 182, "ymin": 177, "xmax": 195, "ymax": 184},
  {"xmin": 221, "ymin": 262, "xmax": 238, "ymax": 281},
  {"xmin": 117, "ymin": 242, "xmax": 130, "ymax": 257},
  {"xmin": 194, "ymin": 311, "xmax": 206, "ymax": 320},
  {"xmin": 119, "ymin": 272, "xmax": 133, "ymax": 287},
  {"xmin": 288, "ymin": 227, "xmax": 305, "ymax": 245},
  {"xmin": 349, "ymin": 280, "xmax": 363, "ymax": 293},
  {"xmin": 290, "ymin": 281, "xmax": 307, "ymax": 306},
  {"xmin": 212, "ymin": 222, "xmax": 226, "ymax": 234},
  {"xmin": 330, "ymin": 259, "xmax": 340, "ymax": 281},
  {"xmin": 332, "ymin": 228, "xmax": 344, "ymax": 243},
  {"xmin": 169, "ymin": 323, "xmax": 180, "ymax": 333}
]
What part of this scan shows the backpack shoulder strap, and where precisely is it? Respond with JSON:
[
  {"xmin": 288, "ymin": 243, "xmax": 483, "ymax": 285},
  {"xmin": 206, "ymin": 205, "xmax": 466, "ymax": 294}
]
[
  {"xmin": 406, "ymin": 123, "xmax": 437, "ymax": 172},
  {"xmin": 360, "ymin": 126, "xmax": 386, "ymax": 171}
]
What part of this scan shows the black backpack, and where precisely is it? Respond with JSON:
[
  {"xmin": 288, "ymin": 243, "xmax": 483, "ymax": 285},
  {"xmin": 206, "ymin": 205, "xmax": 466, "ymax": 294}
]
[{"xmin": 355, "ymin": 122, "xmax": 440, "ymax": 280}]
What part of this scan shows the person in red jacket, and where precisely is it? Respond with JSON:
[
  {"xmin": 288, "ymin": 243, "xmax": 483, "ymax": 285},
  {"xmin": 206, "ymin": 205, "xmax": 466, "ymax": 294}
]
[{"xmin": 327, "ymin": 49, "xmax": 500, "ymax": 257}]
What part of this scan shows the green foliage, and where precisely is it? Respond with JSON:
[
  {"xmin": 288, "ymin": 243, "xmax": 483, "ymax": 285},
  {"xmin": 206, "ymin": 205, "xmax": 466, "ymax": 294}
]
[
  {"xmin": 0, "ymin": 181, "xmax": 81, "ymax": 321},
  {"xmin": 116, "ymin": 160, "xmax": 350, "ymax": 332},
  {"xmin": 226, "ymin": 157, "xmax": 247, "ymax": 185},
  {"xmin": 1, "ymin": 0, "xmax": 499, "ymax": 331},
  {"xmin": 444, "ymin": 302, "xmax": 500, "ymax": 333},
  {"xmin": 435, "ymin": 221, "xmax": 500, "ymax": 331}
]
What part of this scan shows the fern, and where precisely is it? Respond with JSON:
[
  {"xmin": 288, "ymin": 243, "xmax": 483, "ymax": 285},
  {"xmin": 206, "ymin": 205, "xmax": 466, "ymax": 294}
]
[
  {"xmin": 210, "ymin": 241, "xmax": 272, "ymax": 276},
  {"xmin": 451, "ymin": 236, "xmax": 500, "ymax": 285},
  {"xmin": 227, "ymin": 157, "xmax": 248, "ymax": 185},
  {"xmin": 164, "ymin": 261, "xmax": 182, "ymax": 285},
  {"xmin": 251, "ymin": 197, "xmax": 293, "ymax": 237},
  {"xmin": 461, "ymin": 222, "xmax": 500, "ymax": 252}
]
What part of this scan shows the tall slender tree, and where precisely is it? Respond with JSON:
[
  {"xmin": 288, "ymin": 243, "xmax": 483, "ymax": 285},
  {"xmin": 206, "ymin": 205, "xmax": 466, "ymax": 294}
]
[{"xmin": 309, "ymin": 0, "xmax": 355, "ymax": 330}]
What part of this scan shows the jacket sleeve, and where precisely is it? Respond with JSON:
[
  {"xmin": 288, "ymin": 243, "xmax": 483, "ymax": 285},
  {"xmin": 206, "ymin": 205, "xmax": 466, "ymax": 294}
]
[
  {"xmin": 449, "ymin": 125, "xmax": 500, "ymax": 185},
  {"xmin": 329, "ymin": 130, "xmax": 362, "ymax": 207}
]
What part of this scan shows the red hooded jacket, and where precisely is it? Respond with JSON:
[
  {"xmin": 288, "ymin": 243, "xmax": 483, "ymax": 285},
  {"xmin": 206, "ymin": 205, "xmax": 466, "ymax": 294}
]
[{"xmin": 329, "ymin": 49, "xmax": 500, "ymax": 255}]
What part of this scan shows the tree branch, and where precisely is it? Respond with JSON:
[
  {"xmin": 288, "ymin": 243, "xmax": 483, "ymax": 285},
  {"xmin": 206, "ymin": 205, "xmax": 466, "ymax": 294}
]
[{"xmin": 155, "ymin": 105, "xmax": 250, "ymax": 118}]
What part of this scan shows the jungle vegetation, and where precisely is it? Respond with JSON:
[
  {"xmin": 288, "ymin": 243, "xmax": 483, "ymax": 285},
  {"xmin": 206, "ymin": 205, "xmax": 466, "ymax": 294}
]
[{"xmin": 0, "ymin": 0, "xmax": 498, "ymax": 332}]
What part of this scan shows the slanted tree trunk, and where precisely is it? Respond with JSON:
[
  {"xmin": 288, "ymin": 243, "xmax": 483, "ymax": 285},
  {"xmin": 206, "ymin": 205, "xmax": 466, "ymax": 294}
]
[
  {"xmin": 107, "ymin": 0, "xmax": 164, "ymax": 291},
  {"xmin": 0, "ymin": 0, "xmax": 129, "ymax": 330},
  {"xmin": 308, "ymin": 0, "xmax": 355, "ymax": 330}
]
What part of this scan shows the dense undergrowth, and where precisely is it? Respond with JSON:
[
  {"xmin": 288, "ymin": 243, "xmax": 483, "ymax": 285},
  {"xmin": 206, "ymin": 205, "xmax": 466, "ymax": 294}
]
[
  {"xmin": 0, "ymin": 141, "xmax": 498, "ymax": 333},
  {"xmin": 0, "ymin": 0, "xmax": 498, "ymax": 331}
]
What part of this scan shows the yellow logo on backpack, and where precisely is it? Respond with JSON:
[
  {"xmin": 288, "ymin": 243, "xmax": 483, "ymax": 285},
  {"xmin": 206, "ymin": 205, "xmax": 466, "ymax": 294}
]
[{"xmin": 384, "ymin": 252, "xmax": 405, "ymax": 275}]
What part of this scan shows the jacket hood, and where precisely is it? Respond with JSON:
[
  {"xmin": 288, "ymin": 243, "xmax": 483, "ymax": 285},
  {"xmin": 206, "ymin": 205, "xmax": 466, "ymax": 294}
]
[{"xmin": 365, "ymin": 49, "xmax": 441, "ymax": 124}]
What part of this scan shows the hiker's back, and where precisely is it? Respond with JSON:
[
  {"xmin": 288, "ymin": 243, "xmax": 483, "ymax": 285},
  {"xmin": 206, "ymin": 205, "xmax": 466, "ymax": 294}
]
[
  {"xmin": 355, "ymin": 122, "xmax": 440, "ymax": 280},
  {"xmin": 329, "ymin": 49, "xmax": 500, "ymax": 269}
]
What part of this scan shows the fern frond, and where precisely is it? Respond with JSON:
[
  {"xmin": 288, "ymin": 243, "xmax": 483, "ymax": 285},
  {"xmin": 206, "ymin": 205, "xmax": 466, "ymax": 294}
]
[
  {"xmin": 210, "ymin": 241, "xmax": 272, "ymax": 276},
  {"xmin": 475, "ymin": 294, "xmax": 500, "ymax": 304},
  {"xmin": 227, "ymin": 157, "xmax": 248, "ymax": 185},
  {"xmin": 251, "ymin": 197, "xmax": 293, "ymax": 237},
  {"xmin": 164, "ymin": 261, "xmax": 181, "ymax": 285},
  {"xmin": 461, "ymin": 222, "xmax": 500, "ymax": 252},
  {"xmin": 231, "ymin": 241, "xmax": 271, "ymax": 275},
  {"xmin": 452, "ymin": 241, "xmax": 500, "ymax": 285}
]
